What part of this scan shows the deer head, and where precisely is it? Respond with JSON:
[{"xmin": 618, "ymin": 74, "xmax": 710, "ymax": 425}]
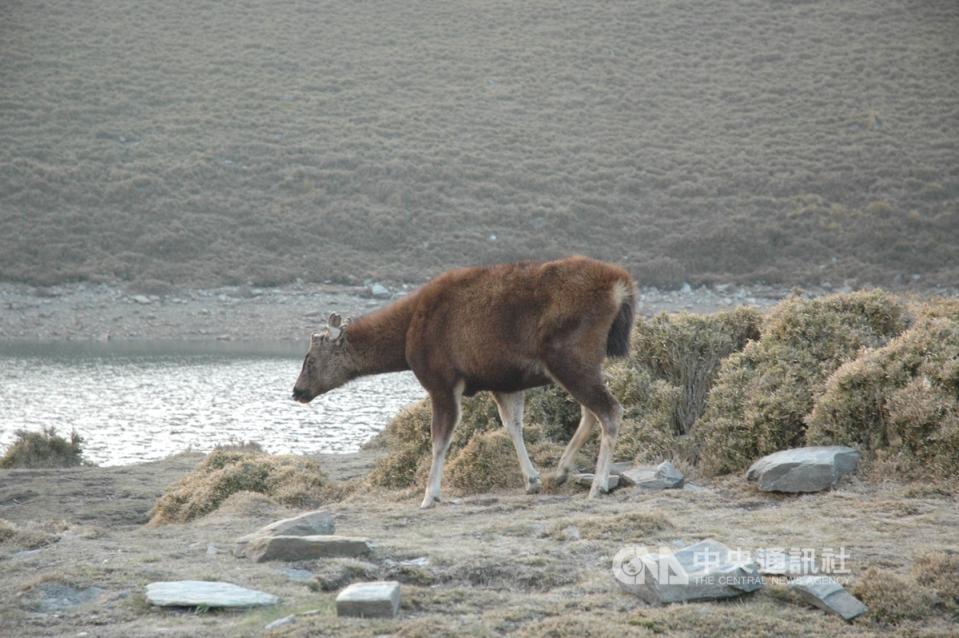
[{"xmin": 291, "ymin": 312, "xmax": 354, "ymax": 403}]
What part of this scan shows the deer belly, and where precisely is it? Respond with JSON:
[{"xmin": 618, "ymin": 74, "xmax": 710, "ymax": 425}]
[{"xmin": 461, "ymin": 363, "xmax": 552, "ymax": 396}]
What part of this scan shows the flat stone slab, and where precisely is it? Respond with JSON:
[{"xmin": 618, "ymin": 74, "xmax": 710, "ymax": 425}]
[
  {"xmin": 243, "ymin": 535, "xmax": 372, "ymax": 562},
  {"xmin": 574, "ymin": 473, "xmax": 620, "ymax": 490},
  {"xmin": 146, "ymin": 581, "xmax": 279, "ymax": 608},
  {"xmin": 336, "ymin": 581, "xmax": 401, "ymax": 618},
  {"xmin": 235, "ymin": 510, "xmax": 334, "ymax": 555},
  {"xmin": 616, "ymin": 539, "xmax": 762, "ymax": 605},
  {"xmin": 790, "ymin": 575, "xmax": 868, "ymax": 621},
  {"xmin": 746, "ymin": 446, "xmax": 859, "ymax": 493},
  {"xmin": 620, "ymin": 461, "xmax": 685, "ymax": 490}
]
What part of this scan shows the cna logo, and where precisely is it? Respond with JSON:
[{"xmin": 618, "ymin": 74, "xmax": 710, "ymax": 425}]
[{"xmin": 612, "ymin": 545, "xmax": 689, "ymax": 586}]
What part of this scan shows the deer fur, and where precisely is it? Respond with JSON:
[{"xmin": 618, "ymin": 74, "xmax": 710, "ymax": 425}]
[{"xmin": 292, "ymin": 256, "xmax": 637, "ymax": 508}]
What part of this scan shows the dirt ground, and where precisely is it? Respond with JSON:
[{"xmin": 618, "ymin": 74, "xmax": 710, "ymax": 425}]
[{"xmin": 1, "ymin": 448, "xmax": 957, "ymax": 638}]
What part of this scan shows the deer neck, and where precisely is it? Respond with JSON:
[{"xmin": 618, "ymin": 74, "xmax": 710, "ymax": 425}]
[{"xmin": 342, "ymin": 295, "xmax": 414, "ymax": 378}]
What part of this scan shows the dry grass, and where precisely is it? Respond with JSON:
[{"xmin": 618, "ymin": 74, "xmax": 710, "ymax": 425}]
[
  {"xmin": 0, "ymin": 427, "xmax": 85, "ymax": 469},
  {"xmin": 1, "ymin": 1, "xmax": 957, "ymax": 289},
  {"xmin": 148, "ymin": 448, "xmax": 337, "ymax": 524}
]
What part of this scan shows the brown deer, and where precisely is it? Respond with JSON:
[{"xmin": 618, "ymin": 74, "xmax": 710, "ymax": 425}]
[{"xmin": 292, "ymin": 256, "xmax": 636, "ymax": 508}]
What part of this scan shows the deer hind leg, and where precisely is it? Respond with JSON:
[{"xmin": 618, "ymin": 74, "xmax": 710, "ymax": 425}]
[
  {"xmin": 550, "ymin": 405, "xmax": 597, "ymax": 486},
  {"xmin": 421, "ymin": 382, "xmax": 463, "ymax": 509},
  {"xmin": 545, "ymin": 357, "xmax": 623, "ymax": 498},
  {"xmin": 492, "ymin": 391, "xmax": 541, "ymax": 494}
]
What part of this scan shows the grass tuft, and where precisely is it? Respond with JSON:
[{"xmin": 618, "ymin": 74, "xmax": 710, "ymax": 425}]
[{"xmin": 148, "ymin": 448, "xmax": 337, "ymax": 524}]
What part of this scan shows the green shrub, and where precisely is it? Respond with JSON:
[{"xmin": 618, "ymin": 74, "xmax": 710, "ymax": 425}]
[
  {"xmin": 806, "ymin": 317, "xmax": 959, "ymax": 478},
  {"xmin": 0, "ymin": 427, "xmax": 85, "ymax": 469},
  {"xmin": 148, "ymin": 448, "xmax": 335, "ymax": 524},
  {"xmin": 697, "ymin": 291, "xmax": 910, "ymax": 475}
]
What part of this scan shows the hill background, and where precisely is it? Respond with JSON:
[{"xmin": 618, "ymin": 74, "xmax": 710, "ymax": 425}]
[{"xmin": 1, "ymin": 0, "xmax": 957, "ymax": 289}]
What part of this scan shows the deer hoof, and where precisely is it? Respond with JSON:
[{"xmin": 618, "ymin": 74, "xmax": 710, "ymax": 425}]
[
  {"xmin": 525, "ymin": 476, "xmax": 542, "ymax": 494},
  {"xmin": 546, "ymin": 470, "xmax": 569, "ymax": 488},
  {"xmin": 588, "ymin": 481, "xmax": 611, "ymax": 499},
  {"xmin": 419, "ymin": 495, "xmax": 441, "ymax": 509}
]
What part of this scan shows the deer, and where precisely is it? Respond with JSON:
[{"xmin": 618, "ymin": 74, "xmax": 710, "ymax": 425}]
[{"xmin": 292, "ymin": 256, "xmax": 637, "ymax": 509}]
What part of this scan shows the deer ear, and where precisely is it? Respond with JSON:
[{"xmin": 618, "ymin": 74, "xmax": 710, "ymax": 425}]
[{"xmin": 328, "ymin": 313, "xmax": 342, "ymax": 328}]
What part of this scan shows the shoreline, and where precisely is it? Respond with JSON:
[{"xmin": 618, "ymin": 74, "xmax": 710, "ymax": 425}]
[{"xmin": 4, "ymin": 279, "xmax": 941, "ymax": 344}]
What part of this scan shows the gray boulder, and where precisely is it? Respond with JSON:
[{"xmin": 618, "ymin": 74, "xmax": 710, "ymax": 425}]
[
  {"xmin": 145, "ymin": 581, "xmax": 278, "ymax": 608},
  {"xmin": 789, "ymin": 575, "xmax": 868, "ymax": 621},
  {"xmin": 336, "ymin": 581, "xmax": 401, "ymax": 618},
  {"xmin": 746, "ymin": 446, "xmax": 859, "ymax": 493},
  {"xmin": 620, "ymin": 461, "xmax": 685, "ymax": 490},
  {"xmin": 242, "ymin": 535, "xmax": 372, "ymax": 562},
  {"xmin": 235, "ymin": 510, "xmax": 334, "ymax": 555},
  {"xmin": 615, "ymin": 539, "xmax": 762, "ymax": 605},
  {"xmin": 574, "ymin": 473, "xmax": 620, "ymax": 490}
]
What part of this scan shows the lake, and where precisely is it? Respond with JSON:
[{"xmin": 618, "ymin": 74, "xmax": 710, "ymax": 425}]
[{"xmin": 0, "ymin": 340, "xmax": 426, "ymax": 466}]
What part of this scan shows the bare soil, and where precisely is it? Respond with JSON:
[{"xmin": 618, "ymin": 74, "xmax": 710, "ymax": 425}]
[{"xmin": 1, "ymin": 449, "xmax": 956, "ymax": 637}]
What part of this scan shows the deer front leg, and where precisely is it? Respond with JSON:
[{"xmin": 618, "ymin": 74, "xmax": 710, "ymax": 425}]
[
  {"xmin": 420, "ymin": 385, "xmax": 462, "ymax": 509},
  {"xmin": 493, "ymin": 391, "xmax": 541, "ymax": 494}
]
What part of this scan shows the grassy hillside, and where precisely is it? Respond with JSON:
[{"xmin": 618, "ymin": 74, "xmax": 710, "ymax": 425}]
[{"xmin": 1, "ymin": 0, "xmax": 957, "ymax": 288}]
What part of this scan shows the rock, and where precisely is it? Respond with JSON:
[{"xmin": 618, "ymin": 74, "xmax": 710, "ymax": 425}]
[
  {"xmin": 235, "ymin": 510, "xmax": 334, "ymax": 555},
  {"xmin": 131, "ymin": 295, "xmax": 151, "ymax": 305},
  {"xmin": 145, "ymin": 581, "xmax": 279, "ymax": 608},
  {"xmin": 615, "ymin": 539, "xmax": 762, "ymax": 605},
  {"xmin": 335, "ymin": 581, "xmax": 401, "ymax": 619},
  {"xmin": 265, "ymin": 615, "xmax": 296, "ymax": 630},
  {"xmin": 608, "ymin": 461, "xmax": 633, "ymax": 477},
  {"xmin": 368, "ymin": 283, "xmax": 391, "ymax": 299},
  {"xmin": 574, "ymin": 473, "xmax": 620, "ymax": 490},
  {"xmin": 746, "ymin": 446, "xmax": 859, "ymax": 493},
  {"xmin": 789, "ymin": 575, "xmax": 868, "ymax": 621},
  {"xmin": 242, "ymin": 535, "xmax": 372, "ymax": 562},
  {"xmin": 620, "ymin": 461, "xmax": 685, "ymax": 490}
]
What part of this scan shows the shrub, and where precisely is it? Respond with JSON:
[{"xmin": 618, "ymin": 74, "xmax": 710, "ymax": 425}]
[
  {"xmin": 148, "ymin": 448, "xmax": 335, "ymax": 524},
  {"xmin": 0, "ymin": 427, "xmax": 85, "ymax": 469},
  {"xmin": 697, "ymin": 291, "xmax": 910, "ymax": 475},
  {"xmin": 445, "ymin": 430, "xmax": 525, "ymax": 492},
  {"xmin": 632, "ymin": 308, "xmax": 761, "ymax": 434},
  {"xmin": 806, "ymin": 317, "xmax": 959, "ymax": 478},
  {"xmin": 605, "ymin": 362, "xmax": 684, "ymax": 463}
]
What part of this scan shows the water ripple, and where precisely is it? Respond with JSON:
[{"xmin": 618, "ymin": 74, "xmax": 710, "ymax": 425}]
[{"xmin": 0, "ymin": 341, "xmax": 426, "ymax": 466}]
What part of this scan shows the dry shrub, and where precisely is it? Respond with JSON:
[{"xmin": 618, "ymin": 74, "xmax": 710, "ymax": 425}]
[
  {"xmin": 0, "ymin": 427, "xmax": 85, "ymax": 469},
  {"xmin": 606, "ymin": 363, "xmax": 684, "ymax": 463},
  {"xmin": 632, "ymin": 308, "xmax": 761, "ymax": 434},
  {"xmin": 445, "ymin": 430, "xmax": 524, "ymax": 493},
  {"xmin": 806, "ymin": 317, "xmax": 959, "ymax": 478},
  {"xmin": 697, "ymin": 291, "xmax": 910, "ymax": 475},
  {"xmin": 852, "ymin": 567, "xmax": 936, "ymax": 626},
  {"xmin": 148, "ymin": 448, "xmax": 336, "ymax": 524},
  {"xmin": 366, "ymin": 400, "xmax": 433, "ymax": 489},
  {"xmin": 368, "ymin": 392, "xmax": 554, "ymax": 491}
]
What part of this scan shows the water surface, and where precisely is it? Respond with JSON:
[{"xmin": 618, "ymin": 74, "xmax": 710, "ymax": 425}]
[{"xmin": 0, "ymin": 340, "xmax": 425, "ymax": 466}]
